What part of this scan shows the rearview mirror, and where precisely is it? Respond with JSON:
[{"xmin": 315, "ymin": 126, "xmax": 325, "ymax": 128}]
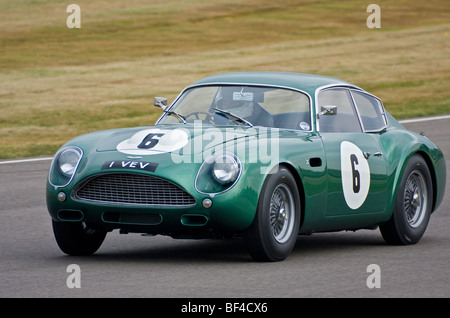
[
  {"xmin": 320, "ymin": 105, "xmax": 337, "ymax": 116},
  {"xmin": 154, "ymin": 97, "xmax": 168, "ymax": 110}
]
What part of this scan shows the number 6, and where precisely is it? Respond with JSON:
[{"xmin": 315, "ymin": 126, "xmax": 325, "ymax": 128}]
[
  {"xmin": 138, "ymin": 133, "xmax": 164, "ymax": 149},
  {"xmin": 350, "ymin": 154, "xmax": 360, "ymax": 193}
]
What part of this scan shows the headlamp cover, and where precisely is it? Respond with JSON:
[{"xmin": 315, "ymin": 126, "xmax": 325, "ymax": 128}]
[{"xmin": 49, "ymin": 146, "xmax": 83, "ymax": 188}]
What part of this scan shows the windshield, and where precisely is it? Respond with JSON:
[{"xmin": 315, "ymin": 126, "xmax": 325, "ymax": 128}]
[{"xmin": 157, "ymin": 85, "xmax": 311, "ymax": 130}]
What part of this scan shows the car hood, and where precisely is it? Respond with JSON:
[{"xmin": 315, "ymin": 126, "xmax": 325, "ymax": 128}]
[{"xmin": 94, "ymin": 124, "xmax": 262, "ymax": 156}]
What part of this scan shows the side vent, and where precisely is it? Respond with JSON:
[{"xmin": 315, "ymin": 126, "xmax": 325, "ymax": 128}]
[{"xmin": 309, "ymin": 157, "xmax": 322, "ymax": 167}]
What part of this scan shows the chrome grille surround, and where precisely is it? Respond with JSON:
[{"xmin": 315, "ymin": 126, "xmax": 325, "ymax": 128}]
[{"xmin": 73, "ymin": 173, "xmax": 196, "ymax": 207}]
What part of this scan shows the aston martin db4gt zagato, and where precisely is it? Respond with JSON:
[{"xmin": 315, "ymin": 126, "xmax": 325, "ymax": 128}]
[{"xmin": 47, "ymin": 72, "xmax": 446, "ymax": 261}]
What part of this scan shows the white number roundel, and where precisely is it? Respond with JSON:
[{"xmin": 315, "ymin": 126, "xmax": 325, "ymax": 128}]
[
  {"xmin": 117, "ymin": 128, "xmax": 189, "ymax": 155},
  {"xmin": 340, "ymin": 141, "xmax": 370, "ymax": 210}
]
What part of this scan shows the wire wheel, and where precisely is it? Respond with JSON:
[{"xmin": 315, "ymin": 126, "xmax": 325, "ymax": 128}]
[
  {"xmin": 404, "ymin": 170, "xmax": 428, "ymax": 228},
  {"xmin": 380, "ymin": 154, "xmax": 432, "ymax": 245},
  {"xmin": 244, "ymin": 167, "xmax": 301, "ymax": 261},
  {"xmin": 269, "ymin": 184, "xmax": 295, "ymax": 243}
]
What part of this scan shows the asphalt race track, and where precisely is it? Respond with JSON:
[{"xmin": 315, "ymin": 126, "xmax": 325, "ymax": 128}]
[{"xmin": 1, "ymin": 118, "xmax": 449, "ymax": 298}]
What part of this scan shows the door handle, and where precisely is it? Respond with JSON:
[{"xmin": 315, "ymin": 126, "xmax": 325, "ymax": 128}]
[{"xmin": 374, "ymin": 152, "xmax": 383, "ymax": 157}]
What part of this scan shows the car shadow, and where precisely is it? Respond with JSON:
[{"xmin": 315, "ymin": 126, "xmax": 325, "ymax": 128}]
[
  {"xmin": 292, "ymin": 230, "xmax": 386, "ymax": 256},
  {"xmin": 76, "ymin": 237, "xmax": 252, "ymax": 263},
  {"xmin": 62, "ymin": 229, "xmax": 387, "ymax": 264}
]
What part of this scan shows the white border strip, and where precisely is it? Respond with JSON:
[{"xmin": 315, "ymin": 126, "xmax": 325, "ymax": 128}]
[
  {"xmin": 0, "ymin": 157, "xmax": 53, "ymax": 165},
  {"xmin": 399, "ymin": 114, "xmax": 450, "ymax": 124}
]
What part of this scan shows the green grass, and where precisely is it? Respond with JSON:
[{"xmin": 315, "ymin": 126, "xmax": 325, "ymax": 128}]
[{"xmin": 0, "ymin": 0, "xmax": 449, "ymax": 159}]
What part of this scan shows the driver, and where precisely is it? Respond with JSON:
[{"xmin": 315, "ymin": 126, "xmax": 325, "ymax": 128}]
[{"xmin": 213, "ymin": 87, "xmax": 274, "ymax": 127}]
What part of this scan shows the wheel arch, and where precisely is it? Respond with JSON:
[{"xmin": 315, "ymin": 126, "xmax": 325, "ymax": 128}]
[
  {"xmin": 278, "ymin": 162, "xmax": 306, "ymax": 228},
  {"xmin": 415, "ymin": 150, "xmax": 438, "ymax": 213},
  {"xmin": 390, "ymin": 150, "xmax": 437, "ymax": 216}
]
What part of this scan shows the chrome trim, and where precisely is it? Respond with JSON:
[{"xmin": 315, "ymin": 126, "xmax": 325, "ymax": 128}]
[
  {"xmin": 349, "ymin": 89, "xmax": 388, "ymax": 133},
  {"xmin": 348, "ymin": 88, "xmax": 365, "ymax": 132},
  {"xmin": 155, "ymin": 83, "xmax": 314, "ymax": 132},
  {"xmin": 314, "ymin": 84, "xmax": 362, "ymax": 132},
  {"xmin": 48, "ymin": 146, "xmax": 83, "ymax": 190},
  {"xmin": 314, "ymin": 84, "xmax": 388, "ymax": 133},
  {"xmin": 194, "ymin": 151, "xmax": 243, "ymax": 196},
  {"xmin": 72, "ymin": 172, "xmax": 196, "ymax": 208}
]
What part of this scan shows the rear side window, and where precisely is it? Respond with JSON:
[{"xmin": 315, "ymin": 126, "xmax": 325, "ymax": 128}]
[{"xmin": 351, "ymin": 91, "xmax": 387, "ymax": 132}]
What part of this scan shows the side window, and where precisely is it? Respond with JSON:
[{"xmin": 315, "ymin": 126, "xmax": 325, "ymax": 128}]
[
  {"xmin": 262, "ymin": 88, "xmax": 311, "ymax": 130},
  {"xmin": 318, "ymin": 88, "xmax": 362, "ymax": 133},
  {"xmin": 351, "ymin": 91, "xmax": 387, "ymax": 132}
]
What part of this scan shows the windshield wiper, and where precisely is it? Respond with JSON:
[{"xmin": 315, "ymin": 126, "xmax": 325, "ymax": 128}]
[
  {"xmin": 213, "ymin": 108, "xmax": 253, "ymax": 127},
  {"xmin": 164, "ymin": 110, "xmax": 187, "ymax": 124},
  {"xmin": 154, "ymin": 97, "xmax": 186, "ymax": 124}
]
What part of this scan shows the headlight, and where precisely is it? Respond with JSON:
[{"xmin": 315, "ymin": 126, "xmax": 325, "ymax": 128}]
[
  {"xmin": 59, "ymin": 148, "xmax": 82, "ymax": 177},
  {"xmin": 195, "ymin": 152, "xmax": 242, "ymax": 195},
  {"xmin": 212, "ymin": 154, "xmax": 240, "ymax": 184},
  {"xmin": 49, "ymin": 146, "xmax": 83, "ymax": 188}
]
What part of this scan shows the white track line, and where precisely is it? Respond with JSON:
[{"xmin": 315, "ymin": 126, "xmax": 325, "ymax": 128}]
[
  {"xmin": 0, "ymin": 115, "xmax": 449, "ymax": 165},
  {"xmin": 0, "ymin": 157, "xmax": 54, "ymax": 165},
  {"xmin": 399, "ymin": 114, "xmax": 450, "ymax": 124}
]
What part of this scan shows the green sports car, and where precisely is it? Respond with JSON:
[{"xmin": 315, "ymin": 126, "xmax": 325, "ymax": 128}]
[{"xmin": 47, "ymin": 72, "xmax": 446, "ymax": 261}]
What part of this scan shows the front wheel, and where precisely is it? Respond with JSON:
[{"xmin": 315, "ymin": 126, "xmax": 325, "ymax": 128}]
[
  {"xmin": 380, "ymin": 154, "xmax": 433, "ymax": 245},
  {"xmin": 244, "ymin": 167, "xmax": 301, "ymax": 262},
  {"xmin": 52, "ymin": 220, "xmax": 107, "ymax": 256}
]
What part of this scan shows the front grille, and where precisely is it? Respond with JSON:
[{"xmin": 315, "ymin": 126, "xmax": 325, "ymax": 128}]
[{"xmin": 74, "ymin": 173, "xmax": 196, "ymax": 206}]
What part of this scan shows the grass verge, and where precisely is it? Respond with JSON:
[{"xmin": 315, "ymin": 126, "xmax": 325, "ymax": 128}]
[{"xmin": 0, "ymin": 0, "xmax": 449, "ymax": 159}]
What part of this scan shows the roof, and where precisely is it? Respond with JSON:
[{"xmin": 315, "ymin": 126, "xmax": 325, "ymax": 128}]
[{"xmin": 191, "ymin": 72, "xmax": 358, "ymax": 96}]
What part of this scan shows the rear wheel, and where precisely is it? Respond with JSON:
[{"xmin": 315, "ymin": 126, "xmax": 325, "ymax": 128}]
[
  {"xmin": 52, "ymin": 220, "xmax": 107, "ymax": 255},
  {"xmin": 380, "ymin": 154, "xmax": 433, "ymax": 245},
  {"xmin": 244, "ymin": 167, "xmax": 301, "ymax": 261}
]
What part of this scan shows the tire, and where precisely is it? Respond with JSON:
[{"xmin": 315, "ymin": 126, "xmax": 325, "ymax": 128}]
[
  {"xmin": 52, "ymin": 220, "xmax": 107, "ymax": 256},
  {"xmin": 244, "ymin": 167, "xmax": 301, "ymax": 261},
  {"xmin": 380, "ymin": 154, "xmax": 433, "ymax": 245}
]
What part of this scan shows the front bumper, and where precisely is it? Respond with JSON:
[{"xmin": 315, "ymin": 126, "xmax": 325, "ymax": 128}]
[{"xmin": 46, "ymin": 172, "xmax": 259, "ymax": 236}]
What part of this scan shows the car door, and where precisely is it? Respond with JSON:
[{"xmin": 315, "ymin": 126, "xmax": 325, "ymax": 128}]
[{"xmin": 317, "ymin": 87, "xmax": 389, "ymax": 217}]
